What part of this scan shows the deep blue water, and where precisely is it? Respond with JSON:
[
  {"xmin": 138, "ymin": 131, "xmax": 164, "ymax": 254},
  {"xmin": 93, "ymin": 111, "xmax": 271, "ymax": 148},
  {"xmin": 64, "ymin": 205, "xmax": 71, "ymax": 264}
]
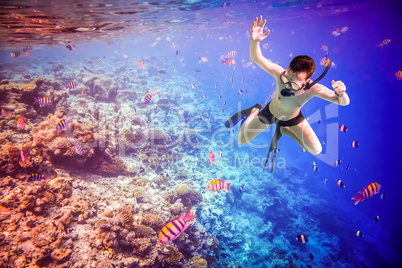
[{"xmin": 1, "ymin": 0, "xmax": 401, "ymax": 267}]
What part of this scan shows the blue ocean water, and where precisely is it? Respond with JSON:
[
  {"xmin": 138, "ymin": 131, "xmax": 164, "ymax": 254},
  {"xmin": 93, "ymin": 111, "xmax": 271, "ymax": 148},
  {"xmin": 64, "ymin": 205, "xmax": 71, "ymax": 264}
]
[{"xmin": 1, "ymin": 0, "xmax": 401, "ymax": 267}]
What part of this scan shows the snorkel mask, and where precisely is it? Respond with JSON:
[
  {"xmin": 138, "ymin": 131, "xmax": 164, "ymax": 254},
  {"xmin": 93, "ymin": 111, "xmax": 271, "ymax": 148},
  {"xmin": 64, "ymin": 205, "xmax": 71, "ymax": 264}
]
[{"xmin": 281, "ymin": 58, "xmax": 331, "ymax": 97}]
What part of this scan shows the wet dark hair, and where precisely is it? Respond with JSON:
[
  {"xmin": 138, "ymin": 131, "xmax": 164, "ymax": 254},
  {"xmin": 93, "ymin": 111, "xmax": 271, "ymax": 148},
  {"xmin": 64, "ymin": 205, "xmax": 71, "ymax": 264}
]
[{"xmin": 289, "ymin": 55, "xmax": 315, "ymax": 79}]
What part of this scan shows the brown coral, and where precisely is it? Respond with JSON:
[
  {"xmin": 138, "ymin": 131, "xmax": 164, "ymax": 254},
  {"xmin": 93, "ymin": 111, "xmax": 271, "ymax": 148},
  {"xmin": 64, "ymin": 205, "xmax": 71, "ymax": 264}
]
[
  {"xmin": 190, "ymin": 256, "xmax": 208, "ymax": 268},
  {"xmin": 51, "ymin": 248, "xmax": 72, "ymax": 262},
  {"xmin": 133, "ymin": 224, "xmax": 155, "ymax": 238},
  {"xmin": 115, "ymin": 208, "xmax": 133, "ymax": 229},
  {"xmin": 164, "ymin": 245, "xmax": 182, "ymax": 265},
  {"xmin": 131, "ymin": 237, "xmax": 152, "ymax": 256},
  {"xmin": 140, "ymin": 213, "xmax": 164, "ymax": 231}
]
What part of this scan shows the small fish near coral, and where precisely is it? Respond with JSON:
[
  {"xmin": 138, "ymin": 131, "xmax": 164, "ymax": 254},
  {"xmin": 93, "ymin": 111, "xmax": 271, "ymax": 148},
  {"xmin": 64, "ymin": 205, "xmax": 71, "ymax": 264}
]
[
  {"xmin": 17, "ymin": 115, "xmax": 27, "ymax": 129},
  {"xmin": 34, "ymin": 96, "xmax": 53, "ymax": 105},
  {"xmin": 20, "ymin": 147, "xmax": 30, "ymax": 162},
  {"xmin": 351, "ymin": 182, "xmax": 381, "ymax": 205},
  {"xmin": 158, "ymin": 207, "xmax": 196, "ymax": 244},
  {"xmin": 208, "ymin": 150, "xmax": 216, "ymax": 164},
  {"xmin": 296, "ymin": 234, "xmax": 308, "ymax": 243},
  {"xmin": 56, "ymin": 118, "xmax": 73, "ymax": 131},
  {"xmin": 65, "ymin": 81, "xmax": 78, "ymax": 89},
  {"xmin": 205, "ymin": 179, "xmax": 231, "ymax": 194},
  {"xmin": 26, "ymin": 173, "xmax": 46, "ymax": 183}
]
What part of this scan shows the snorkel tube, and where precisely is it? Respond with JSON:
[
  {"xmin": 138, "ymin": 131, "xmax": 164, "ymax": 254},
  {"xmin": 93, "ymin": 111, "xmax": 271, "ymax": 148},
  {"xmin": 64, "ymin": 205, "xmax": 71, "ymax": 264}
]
[
  {"xmin": 306, "ymin": 58, "xmax": 331, "ymax": 89},
  {"xmin": 281, "ymin": 58, "xmax": 331, "ymax": 97}
]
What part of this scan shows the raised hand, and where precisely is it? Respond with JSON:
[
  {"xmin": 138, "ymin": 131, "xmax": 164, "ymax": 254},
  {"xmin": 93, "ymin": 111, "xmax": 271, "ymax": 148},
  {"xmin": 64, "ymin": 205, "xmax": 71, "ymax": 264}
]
[
  {"xmin": 251, "ymin": 15, "xmax": 270, "ymax": 42},
  {"xmin": 331, "ymin": 80, "xmax": 346, "ymax": 97}
]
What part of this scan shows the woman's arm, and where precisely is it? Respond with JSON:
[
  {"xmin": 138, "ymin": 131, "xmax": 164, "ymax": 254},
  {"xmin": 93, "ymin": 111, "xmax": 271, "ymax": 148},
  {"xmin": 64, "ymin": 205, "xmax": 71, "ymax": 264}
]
[
  {"xmin": 250, "ymin": 16, "xmax": 284, "ymax": 80},
  {"xmin": 313, "ymin": 80, "xmax": 350, "ymax": 106}
]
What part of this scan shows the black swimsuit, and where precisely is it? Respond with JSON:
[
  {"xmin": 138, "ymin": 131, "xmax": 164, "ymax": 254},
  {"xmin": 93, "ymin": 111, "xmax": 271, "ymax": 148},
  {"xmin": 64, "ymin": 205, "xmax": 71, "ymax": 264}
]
[
  {"xmin": 258, "ymin": 101, "xmax": 305, "ymax": 127},
  {"xmin": 257, "ymin": 101, "xmax": 305, "ymax": 173}
]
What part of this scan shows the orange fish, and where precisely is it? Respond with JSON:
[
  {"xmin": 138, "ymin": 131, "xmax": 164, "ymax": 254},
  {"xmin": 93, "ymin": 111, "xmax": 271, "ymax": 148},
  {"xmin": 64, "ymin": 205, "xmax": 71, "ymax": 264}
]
[
  {"xmin": 208, "ymin": 150, "xmax": 215, "ymax": 164},
  {"xmin": 206, "ymin": 179, "xmax": 232, "ymax": 194},
  {"xmin": 21, "ymin": 147, "xmax": 30, "ymax": 162},
  {"xmin": 138, "ymin": 59, "xmax": 145, "ymax": 68},
  {"xmin": 0, "ymin": 206, "xmax": 11, "ymax": 220},
  {"xmin": 17, "ymin": 115, "xmax": 27, "ymax": 129},
  {"xmin": 351, "ymin": 182, "xmax": 381, "ymax": 205},
  {"xmin": 221, "ymin": 58, "xmax": 236, "ymax": 65},
  {"xmin": 395, "ymin": 70, "xmax": 402, "ymax": 80}
]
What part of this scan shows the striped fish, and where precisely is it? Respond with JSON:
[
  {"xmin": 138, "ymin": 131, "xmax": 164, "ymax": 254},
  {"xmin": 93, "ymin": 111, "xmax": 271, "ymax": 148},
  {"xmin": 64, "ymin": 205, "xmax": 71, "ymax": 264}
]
[
  {"xmin": 74, "ymin": 144, "xmax": 83, "ymax": 155},
  {"xmin": 150, "ymin": 89, "xmax": 160, "ymax": 96},
  {"xmin": 142, "ymin": 93, "xmax": 153, "ymax": 106},
  {"xmin": 56, "ymin": 118, "xmax": 72, "ymax": 131},
  {"xmin": 17, "ymin": 115, "xmax": 27, "ymax": 129},
  {"xmin": 26, "ymin": 173, "xmax": 46, "ymax": 182},
  {"xmin": 376, "ymin": 39, "xmax": 391, "ymax": 48},
  {"xmin": 205, "ymin": 179, "xmax": 232, "ymax": 194},
  {"xmin": 351, "ymin": 182, "xmax": 381, "ymax": 205},
  {"xmin": 34, "ymin": 97, "xmax": 53, "ymax": 105},
  {"xmin": 20, "ymin": 147, "xmax": 30, "ymax": 162},
  {"xmin": 65, "ymin": 81, "xmax": 78, "ymax": 89},
  {"xmin": 158, "ymin": 207, "xmax": 196, "ymax": 244}
]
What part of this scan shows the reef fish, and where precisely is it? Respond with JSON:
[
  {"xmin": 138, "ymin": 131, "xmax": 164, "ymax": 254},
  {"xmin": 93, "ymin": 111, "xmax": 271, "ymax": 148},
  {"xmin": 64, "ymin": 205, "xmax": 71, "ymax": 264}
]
[
  {"xmin": 65, "ymin": 81, "xmax": 78, "ymax": 89},
  {"xmin": 206, "ymin": 179, "xmax": 232, "ymax": 194},
  {"xmin": 208, "ymin": 151, "xmax": 215, "ymax": 164},
  {"xmin": 296, "ymin": 234, "xmax": 308, "ymax": 243},
  {"xmin": 138, "ymin": 59, "xmax": 145, "ymax": 68},
  {"xmin": 20, "ymin": 147, "xmax": 30, "ymax": 162},
  {"xmin": 56, "ymin": 118, "xmax": 72, "ymax": 131},
  {"xmin": 26, "ymin": 173, "xmax": 46, "ymax": 182},
  {"xmin": 74, "ymin": 144, "xmax": 83, "ymax": 155},
  {"xmin": 239, "ymin": 185, "xmax": 243, "ymax": 194},
  {"xmin": 334, "ymin": 159, "xmax": 342, "ymax": 167},
  {"xmin": 158, "ymin": 207, "xmax": 196, "ymax": 244},
  {"xmin": 143, "ymin": 94, "xmax": 153, "ymax": 106},
  {"xmin": 395, "ymin": 71, "xmax": 402, "ymax": 80},
  {"xmin": 1, "ymin": 109, "xmax": 7, "ymax": 116},
  {"xmin": 22, "ymin": 74, "xmax": 31, "ymax": 79},
  {"xmin": 355, "ymin": 230, "xmax": 364, "ymax": 238},
  {"xmin": 337, "ymin": 179, "xmax": 345, "ymax": 188},
  {"xmin": 11, "ymin": 50, "xmax": 21, "ymax": 58},
  {"xmin": 377, "ymin": 39, "xmax": 391, "ymax": 48},
  {"xmin": 17, "ymin": 115, "xmax": 27, "ymax": 129},
  {"xmin": 351, "ymin": 141, "xmax": 359, "ymax": 148},
  {"xmin": 34, "ymin": 97, "xmax": 53, "ymax": 105},
  {"xmin": 221, "ymin": 58, "xmax": 236, "ymax": 65},
  {"xmin": 313, "ymin": 166, "xmax": 319, "ymax": 172},
  {"xmin": 23, "ymin": 44, "xmax": 33, "ymax": 52},
  {"xmin": 0, "ymin": 206, "xmax": 11, "ymax": 220},
  {"xmin": 66, "ymin": 44, "xmax": 76, "ymax": 51},
  {"xmin": 351, "ymin": 182, "xmax": 381, "ymax": 205},
  {"xmin": 374, "ymin": 215, "xmax": 381, "ymax": 223},
  {"xmin": 199, "ymin": 57, "xmax": 208, "ymax": 63}
]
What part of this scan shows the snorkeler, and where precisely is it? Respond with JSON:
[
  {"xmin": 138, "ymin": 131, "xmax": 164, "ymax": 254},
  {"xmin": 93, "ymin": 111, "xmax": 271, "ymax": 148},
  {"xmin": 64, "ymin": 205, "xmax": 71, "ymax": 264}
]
[{"xmin": 226, "ymin": 16, "xmax": 350, "ymax": 172}]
